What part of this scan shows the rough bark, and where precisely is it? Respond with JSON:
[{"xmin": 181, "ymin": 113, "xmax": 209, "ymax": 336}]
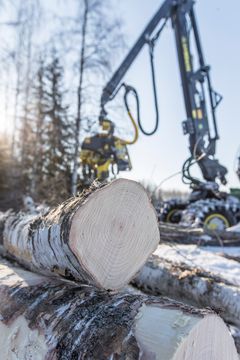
[
  {"xmin": 0, "ymin": 257, "xmax": 237, "ymax": 360},
  {"xmin": 1, "ymin": 179, "xmax": 160, "ymax": 290},
  {"xmin": 133, "ymin": 251, "xmax": 240, "ymax": 326},
  {"xmin": 159, "ymin": 222, "xmax": 240, "ymax": 246}
]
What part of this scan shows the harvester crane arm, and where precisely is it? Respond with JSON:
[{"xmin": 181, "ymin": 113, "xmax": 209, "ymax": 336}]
[
  {"xmin": 100, "ymin": 0, "xmax": 173, "ymax": 112},
  {"xmin": 99, "ymin": 0, "xmax": 228, "ymax": 186}
]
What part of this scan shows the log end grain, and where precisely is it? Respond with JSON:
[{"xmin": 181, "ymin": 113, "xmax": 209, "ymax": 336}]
[
  {"xmin": 134, "ymin": 305, "xmax": 238, "ymax": 360},
  {"xmin": 69, "ymin": 179, "xmax": 160, "ymax": 290}
]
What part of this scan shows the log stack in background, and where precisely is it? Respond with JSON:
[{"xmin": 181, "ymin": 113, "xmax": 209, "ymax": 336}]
[
  {"xmin": 158, "ymin": 222, "xmax": 240, "ymax": 246},
  {"xmin": 133, "ymin": 251, "xmax": 240, "ymax": 326},
  {"xmin": 133, "ymin": 243, "xmax": 240, "ymax": 353}
]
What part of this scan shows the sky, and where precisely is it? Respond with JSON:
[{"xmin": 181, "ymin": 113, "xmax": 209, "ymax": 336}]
[{"xmin": 110, "ymin": 0, "xmax": 240, "ymax": 192}]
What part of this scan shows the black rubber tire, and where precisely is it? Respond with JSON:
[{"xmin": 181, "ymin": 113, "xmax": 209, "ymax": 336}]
[
  {"xmin": 181, "ymin": 200, "xmax": 237, "ymax": 230},
  {"xmin": 201, "ymin": 208, "xmax": 236, "ymax": 231},
  {"xmin": 158, "ymin": 200, "xmax": 188, "ymax": 224}
]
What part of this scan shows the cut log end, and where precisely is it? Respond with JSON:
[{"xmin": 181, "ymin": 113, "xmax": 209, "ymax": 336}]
[
  {"xmin": 70, "ymin": 179, "xmax": 160, "ymax": 289},
  {"xmin": 134, "ymin": 306, "xmax": 238, "ymax": 360},
  {"xmin": 0, "ymin": 316, "xmax": 48, "ymax": 360}
]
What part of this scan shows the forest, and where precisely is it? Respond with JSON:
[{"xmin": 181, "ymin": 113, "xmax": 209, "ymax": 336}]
[{"xmin": 0, "ymin": 0, "xmax": 124, "ymax": 209}]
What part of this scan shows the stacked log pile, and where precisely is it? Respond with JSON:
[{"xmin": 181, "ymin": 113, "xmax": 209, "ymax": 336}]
[
  {"xmin": 0, "ymin": 179, "xmax": 238, "ymax": 359},
  {"xmin": 133, "ymin": 247, "xmax": 240, "ymax": 325},
  {"xmin": 159, "ymin": 222, "xmax": 240, "ymax": 246},
  {"xmin": 1, "ymin": 257, "xmax": 238, "ymax": 359}
]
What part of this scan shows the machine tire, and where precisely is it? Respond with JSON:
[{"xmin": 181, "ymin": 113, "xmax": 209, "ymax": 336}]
[
  {"xmin": 202, "ymin": 208, "xmax": 236, "ymax": 231},
  {"xmin": 181, "ymin": 200, "xmax": 236, "ymax": 231},
  {"xmin": 157, "ymin": 200, "xmax": 188, "ymax": 224}
]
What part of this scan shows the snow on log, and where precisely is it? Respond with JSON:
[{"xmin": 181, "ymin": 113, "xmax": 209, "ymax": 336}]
[
  {"xmin": 1, "ymin": 179, "xmax": 160, "ymax": 290},
  {"xmin": 133, "ymin": 244, "xmax": 240, "ymax": 326},
  {"xmin": 0, "ymin": 257, "xmax": 238, "ymax": 360},
  {"xmin": 153, "ymin": 244, "xmax": 240, "ymax": 286},
  {"xmin": 228, "ymin": 223, "xmax": 240, "ymax": 232}
]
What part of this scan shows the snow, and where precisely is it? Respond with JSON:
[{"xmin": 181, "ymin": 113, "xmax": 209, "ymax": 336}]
[
  {"xmin": 228, "ymin": 223, "xmax": 240, "ymax": 233},
  {"xmin": 203, "ymin": 246, "xmax": 240, "ymax": 258},
  {"xmin": 23, "ymin": 196, "xmax": 36, "ymax": 213},
  {"xmin": 154, "ymin": 244, "xmax": 240, "ymax": 286},
  {"xmin": 23, "ymin": 196, "xmax": 49, "ymax": 215}
]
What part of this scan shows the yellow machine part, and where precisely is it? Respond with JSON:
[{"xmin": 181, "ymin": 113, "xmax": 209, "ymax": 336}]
[
  {"xmin": 80, "ymin": 149, "xmax": 106, "ymax": 167},
  {"xmin": 119, "ymin": 111, "xmax": 139, "ymax": 145},
  {"xmin": 114, "ymin": 138, "xmax": 128, "ymax": 158},
  {"xmin": 166, "ymin": 208, "xmax": 179, "ymax": 223},
  {"xmin": 80, "ymin": 109, "xmax": 138, "ymax": 181},
  {"xmin": 80, "ymin": 148, "xmax": 114, "ymax": 180},
  {"xmin": 101, "ymin": 120, "xmax": 112, "ymax": 132},
  {"xmin": 96, "ymin": 159, "xmax": 113, "ymax": 179}
]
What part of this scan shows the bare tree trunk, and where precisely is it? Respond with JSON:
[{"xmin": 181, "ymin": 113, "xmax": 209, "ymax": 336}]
[
  {"xmin": 1, "ymin": 179, "xmax": 160, "ymax": 290},
  {"xmin": 21, "ymin": 1, "xmax": 35, "ymax": 165},
  {"xmin": 133, "ymin": 251, "xmax": 240, "ymax": 326},
  {"xmin": 71, "ymin": 0, "xmax": 89, "ymax": 195},
  {"xmin": 0, "ymin": 256, "xmax": 237, "ymax": 359},
  {"xmin": 12, "ymin": 42, "xmax": 22, "ymax": 157},
  {"xmin": 3, "ymin": 66, "xmax": 10, "ymax": 136},
  {"xmin": 30, "ymin": 58, "xmax": 45, "ymax": 197}
]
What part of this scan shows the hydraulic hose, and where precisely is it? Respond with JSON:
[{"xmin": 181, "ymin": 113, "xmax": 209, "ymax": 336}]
[
  {"xmin": 136, "ymin": 44, "xmax": 159, "ymax": 136},
  {"xmin": 122, "ymin": 85, "xmax": 139, "ymax": 145}
]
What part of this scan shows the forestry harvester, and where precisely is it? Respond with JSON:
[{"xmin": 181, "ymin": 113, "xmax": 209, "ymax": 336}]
[{"xmin": 80, "ymin": 0, "xmax": 240, "ymax": 230}]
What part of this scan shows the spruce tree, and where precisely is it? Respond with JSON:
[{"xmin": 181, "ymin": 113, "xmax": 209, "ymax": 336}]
[{"xmin": 38, "ymin": 52, "xmax": 73, "ymax": 204}]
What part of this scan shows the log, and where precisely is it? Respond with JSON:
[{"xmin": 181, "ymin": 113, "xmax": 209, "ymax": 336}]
[
  {"xmin": 1, "ymin": 179, "xmax": 160, "ymax": 290},
  {"xmin": 153, "ymin": 244, "xmax": 240, "ymax": 286},
  {"xmin": 159, "ymin": 222, "xmax": 240, "ymax": 246},
  {"xmin": 133, "ymin": 244, "xmax": 240, "ymax": 326},
  {"xmin": 230, "ymin": 325, "xmax": 240, "ymax": 355},
  {"xmin": 0, "ymin": 257, "xmax": 238, "ymax": 359}
]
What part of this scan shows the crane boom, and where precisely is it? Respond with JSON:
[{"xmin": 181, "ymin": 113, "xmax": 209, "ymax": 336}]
[{"xmin": 100, "ymin": 0, "xmax": 173, "ymax": 108}]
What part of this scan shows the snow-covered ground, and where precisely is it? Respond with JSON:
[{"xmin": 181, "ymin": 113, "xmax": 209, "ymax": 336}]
[
  {"xmin": 154, "ymin": 244, "xmax": 240, "ymax": 286},
  {"xmin": 228, "ymin": 224, "xmax": 240, "ymax": 233},
  {"xmin": 203, "ymin": 246, "xmax": 240, "ymax": 258}
]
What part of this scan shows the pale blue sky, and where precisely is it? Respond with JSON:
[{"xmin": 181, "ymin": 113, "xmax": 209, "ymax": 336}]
[{"xmin": 112, "ymin": 0, "xmax": 240, "ymax": 191}]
